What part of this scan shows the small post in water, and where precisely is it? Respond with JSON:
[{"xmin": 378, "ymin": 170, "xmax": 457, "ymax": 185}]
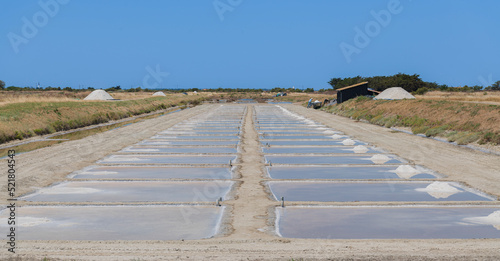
[{"xmin": 281, "ymin": 196, "xmax": 285, "ymax": 208}]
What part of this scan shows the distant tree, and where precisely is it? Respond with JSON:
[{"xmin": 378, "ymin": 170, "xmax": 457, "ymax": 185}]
[
  {"xmin": 490, "ymin": 81, "xmax": 500, "ymax": 90},
  {"xmin": 0, "ymin": 80, "xmax": 5, "ymax": 89},
  {"xmin": 105, "ymin": 85, "xmax": 121, "ymax": 92},
  {"xmin": 304, "ymin": 88, "xmax": 314, "ymax": 93}
]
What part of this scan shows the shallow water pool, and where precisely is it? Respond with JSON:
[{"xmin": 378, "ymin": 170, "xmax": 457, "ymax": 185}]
[
  {"xmin": 0, "ymin": 205, "xmax": 225, "ymax": 240},
  {"xmin": 22, "ymin": 181, "xmax": 234, "ymax": 202},
  {"xmin": 276, "ymin": 206, "xmax": 500, "ymax": 239},
  {"xmin": 268, "ymin": 181, "xmax": 493, "ymax": 202},
  {"xmin": 72, "ymin": 166, "xmax": 233, "ymax": 179}
]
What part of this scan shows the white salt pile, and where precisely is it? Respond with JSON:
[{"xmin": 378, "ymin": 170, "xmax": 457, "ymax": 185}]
[
  {"xmin": 342, "ymin": 139, "xmax": 356, "ymax": 145},
  {"xmin": 415, "ymin": 181, "xmax": 462, "ymax": 199},
  {"xmin": 152, "ymin": 91, "xmax": 166, "ymax": 96},
  {"xmin": 323, "ymin": 130, "xmax": 337, "ymax": 134},
  {"xmin": 463, "ymin": 211, "xmax": 500, "ymax": 230},
  {"xmin": 369, "ymin": 154, "xmax": 391, "ymax": 164},
  {"xmin": 374, "ymin": 87, "xmax": 416, "ymax": 100},
  {"xmin": 394, "ymin": 165, "xmax": 420, "ymax": 179},
  {"xmin": 331, "ymin": 134, "xmax": 344, "ymax": 140},
  {"xmin": 352, "ymin": 145, "xmax": 369, "ymax": 153},
  {"xmin": 83, "ymin": 90, "xmax": 115, "ymax": 100},
  {"xmin": 40, "ymin": 187, "xmax": 100, "ymax": 194}
]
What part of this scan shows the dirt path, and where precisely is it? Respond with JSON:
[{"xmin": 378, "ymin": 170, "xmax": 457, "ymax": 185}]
[
  {"xmin": 2, "ymin": 104, "xmax": 500, "ymax": 260},
  {"xmin": 225, "ymin": 105, "xmax": 275, "ymax": 239}
]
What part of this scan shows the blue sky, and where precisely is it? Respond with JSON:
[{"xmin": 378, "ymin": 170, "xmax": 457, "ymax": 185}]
[{"xmin": 1, "ymin": 0, "xmax": 499, "ymax": 90}]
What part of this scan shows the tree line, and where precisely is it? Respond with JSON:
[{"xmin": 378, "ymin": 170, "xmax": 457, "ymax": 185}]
[{"xmin": 328, "ymin": 73, "xmax": 500, "ymax": 93}]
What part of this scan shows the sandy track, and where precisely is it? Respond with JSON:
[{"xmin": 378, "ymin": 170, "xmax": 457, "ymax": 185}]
[{"xmin": 2, "ymin": 104, "xmax": 500, "ymax": 260}]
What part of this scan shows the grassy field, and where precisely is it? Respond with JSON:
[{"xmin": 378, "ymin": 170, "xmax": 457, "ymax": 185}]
[
  {"xmin": 416, "ymin": 91, "xmax": 500, "ymax": 104},
  {"xmin": 323, "ymin": 96, "xmax": 500, "ymax": 146},
  {"xmin": 0, "ymin": 92, "xmax": 210, "ymax": 144}
]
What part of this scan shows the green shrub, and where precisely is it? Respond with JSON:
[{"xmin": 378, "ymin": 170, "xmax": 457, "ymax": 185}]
[
  {"xmin": 455, "ymin": 132, "xmax": 480, "ymax": 145},
  {"xmin": 479, "ymin": 132, "xmax": 500, "ymax": 145},
  {"xmin": 425, "ymin": 125, "xmax": 448, "ymax": 137}
]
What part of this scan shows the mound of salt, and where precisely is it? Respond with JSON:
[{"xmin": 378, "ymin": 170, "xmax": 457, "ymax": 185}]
[
  {"xmin": 152, "ymin": 91, "xmax": 166, "ymax": 96},
  {"xmin": 342, "ymin": 138, "xmax": 356, "ymax": 145},
  {"xmin": 465, "ymin": 211, "xmax": 500, "ymax": 230},
  {"xmin": 394, "ymin": 165, "xmax": 420, "ymax": 179},
  {"xmin": 83, "ymin": 90, "xmax": 115, "ymax": 100},
  {"xmin": 415, "ymin": 181, "xmax": 461, "ymax": 199},
  {"xmin": 331, "ymin": 134, "xmax": 344, "ymax": 140},
  {"xmin": 369, "ymin": 154, "xmax": 391, "ymax": 164},
  {"xmin": 352, "ymin": 145, "xmax": 369, "ymax": 153},
  {"xmin": 374, "ymin": 87, "xmax": 416, "ymax": 100}
]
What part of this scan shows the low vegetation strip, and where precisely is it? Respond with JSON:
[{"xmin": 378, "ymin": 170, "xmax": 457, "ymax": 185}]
[
  {"xmin": 323, "ymin": 97, "xmax": 500, "ymax": 145},
  {"xmin": 0, "ymin": 95, "xmax": 206, "ymax": 144}
]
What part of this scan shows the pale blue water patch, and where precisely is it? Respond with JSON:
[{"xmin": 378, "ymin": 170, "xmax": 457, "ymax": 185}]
[
  {"xmin": 71, "ymin": 166, "xmax": 233, "ymax": 179},
  {"xmin": 158, "ymin": 131, "xmax": 240, "ymax": 135},
  {"xmin": 138, "ymin": 140, "xmax": 239, "ymax": 146},
  {"xmin": 266, "ymin": 166, "xmax": 437, "ymax": 179},
  {"xmin": 276, "ymin": 206, "xmax": 500, "ymax": 239},
  {"xmin": 262, "ymin": 147, "xmax": 380, "ymax": 154},
  {"xmin": 265, "ymin": 155, "xmax": 403, "ymax": 165},
  {"xmin": 121, "ymin": 146, "xmax": 238, "ymax": 154},
  {"xmin": 21, "ymin": 181, "xmax": 234, "ymax": 202},
  {"xmin": 258, "ymin": 131, "xmax": 341, "ymax": 135},
  {"xmin": 98, "ymin": 155, "xmax": 237, "ymax": 164},
  {"xmin": 260, "ymin": 135, "xmax": 340, "ymax": 140},
  {"xmin": 151, "ymin": 135, "xmax": 239, "ymax": 140},
  {"xmin": 0, "ymin": 205, "xmax": 225, "ymax": 240},
  {"xmin": 262, "ymin": 140, "xmax": 366, "ymax": 146},
  {"xmin": 268, "ymin": 181, "xmax": 493, "ymax": 202}
]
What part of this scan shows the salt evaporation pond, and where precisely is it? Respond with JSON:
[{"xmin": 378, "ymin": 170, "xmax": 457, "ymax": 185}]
[
  {"xmin": 151, "ymin": 135, "xmax": 239, "ymax": 140},
  {"xmin": 138, "ymin": 140, "xmax": 239, "ymax": 146},
  {"xmin": 22, "ymin": 181, "xmax": 234, "ymax": 202},
  {"xmin": 262, "ymin": 140, "xmax": 366, "ymax": 146},
  {"xmin": 0, "ymin": 205, "xmax": 225, "ymax": 240},
  {"xmin": 266, "ymin": 165, "xmax": 437, "ymax": 179},
  {"xmin": 71, "ymin": 166, "xmax": 233, "ymax": 179},
  {"xmin": 268, "ymin": 181, "xmax": 493, "ymax": 202},
  {"xmin": 265, "ymin": 155, "xmax": 403, "ymax": 165},
  {"xmin": 121, "ymin": 146, "xmax": 237, "ymax": 154},
  {"xmin": 262, "ymin": 146, "xmax": 380, "ymax": 154},
  {"xmin": 98, "ymin": 155, "xmax": 237, "ymax": 164},
  {"xmin": 276, "ymin": 206, "xmax": 500, "ymax": 239}
]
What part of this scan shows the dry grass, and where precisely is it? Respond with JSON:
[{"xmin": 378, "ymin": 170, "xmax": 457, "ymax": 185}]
[
  {"xmin": 0, "ymin": 91, "xmax": 210, "ymax": 105},
  {"xmin": 0, "ymin": 92, "xmax": 211, "ymax": 144},
  {"xmin": 0, "ymin": 91, "xmax": 88, "ymax": 105},
  {"xmin": 416, "ymin": 91, "xmax": 500, "ymax": 104},
  {"xmin": 325, "ymin": 98, "xmax": 500, "ymax": 145}
]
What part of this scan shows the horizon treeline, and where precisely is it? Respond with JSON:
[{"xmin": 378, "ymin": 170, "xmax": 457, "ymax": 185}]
[{"xmin": 328, "ymin": 73, "xmax": 500, "ymax": 94}]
